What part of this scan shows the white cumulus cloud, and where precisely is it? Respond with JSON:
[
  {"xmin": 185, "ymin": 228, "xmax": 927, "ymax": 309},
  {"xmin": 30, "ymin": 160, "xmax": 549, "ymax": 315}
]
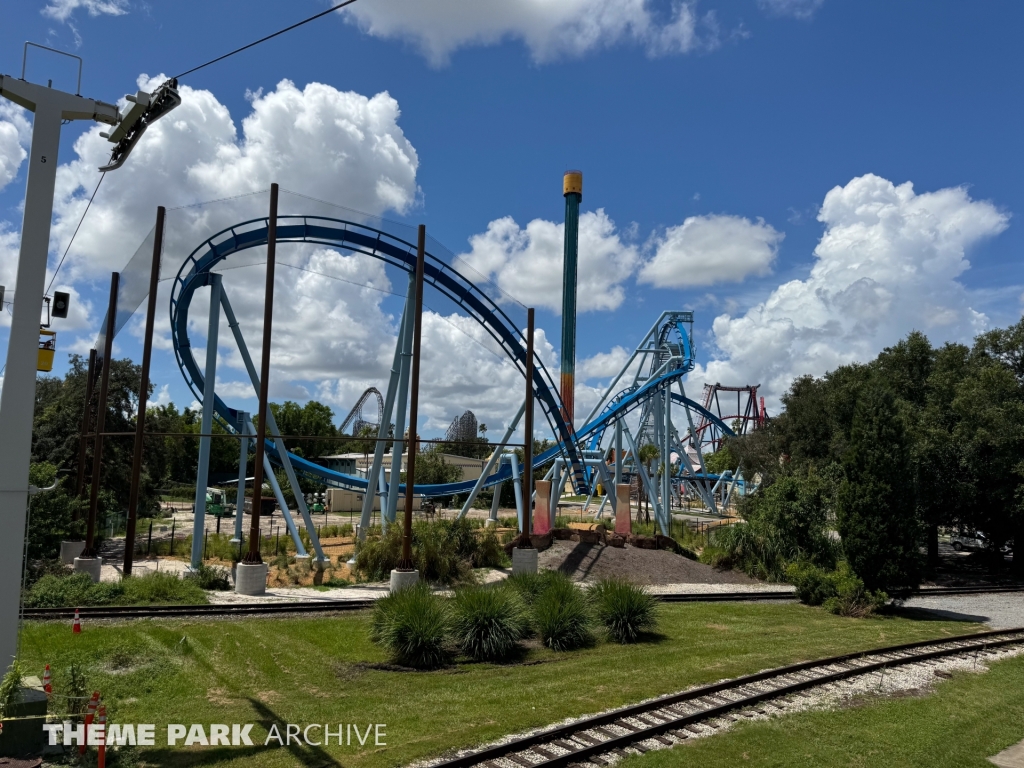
[
  {"xmin": 42, "ymin": 0, "xmax": 128, "ymax": 22},
  {"xmin": 757, "ymin": 0, "xmax": 824, "ymax": 19},
  {"xmin": 0, "ymin": 102, "xmax": 30, "ymax": 193},
  {"xmin": 692, "ymin": 173, "xmax": 1010, "ymax": 409},
  {"xmin": 457, "ymin": 210, "xmax": 640, "ymax": 313},
  {"xmin": 639, "ymin": 214, "xmax": 783, "ymax": 288},
  {"xmin": 341, "ymin": 0, "xmax": 720, "ymax": 65}
]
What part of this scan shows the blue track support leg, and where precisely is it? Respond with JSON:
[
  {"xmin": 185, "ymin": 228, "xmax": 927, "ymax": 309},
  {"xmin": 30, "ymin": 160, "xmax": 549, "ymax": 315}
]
[
  {"xmin": 459, "ymin": 401, "xmax": 525, "ymax": 519},
  {"xmin": 623, "ymin": 422, "xmax": 658, "ymax": 523},
  {"xmin": 509, "ymin": 452, "xmax": 524, "ymax": 532},
  {"xmin": 232, "ymin": 411, "xmax": 249, "ymax": 543},
  {"xmin": 361, "ymin": 278, "xmax": 414, "ymax": 538},
  {"xmin": 191, "ymin": 275, "xmax": 222, "ymax": 569},
  {"xmin": 387, "ymin": 277, "xmax": 415, "ymax": 525},
  {"xmin": 489, "ymin": 481, "xmax": 502, "ymax": 523}
]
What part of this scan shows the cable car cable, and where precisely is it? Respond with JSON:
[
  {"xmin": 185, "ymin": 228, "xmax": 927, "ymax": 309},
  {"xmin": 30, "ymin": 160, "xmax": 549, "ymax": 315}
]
[
  {"xmin": 173, "ymin": 0, "xmax": 361, "ymax": 80},
  {"xmin": 46, "ymin": 172, "xmax": 106, "ymax": 296}
]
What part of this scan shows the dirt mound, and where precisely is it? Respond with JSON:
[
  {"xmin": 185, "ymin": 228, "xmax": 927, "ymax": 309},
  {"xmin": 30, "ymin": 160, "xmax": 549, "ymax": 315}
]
[{"xmin": 537, "ymin": 539, "xmax": 758, "ymax": 585}]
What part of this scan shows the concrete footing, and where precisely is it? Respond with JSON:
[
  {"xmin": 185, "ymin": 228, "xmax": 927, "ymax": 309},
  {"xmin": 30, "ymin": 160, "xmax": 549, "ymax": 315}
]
[
  {"xmin": 72, "ymin": 557, "xmax": 102, "ymax": 583},
  {"xmin": 234, "ymin": 562, "xmax": 268, "ymax": 595},
  {"xmin": 484, "ymin": 518, "xmax": 497, "ymax": 527},
  {"xmin": 60, "ymin": 540, "xmax": 85, "ymax": 565},
  {"xmin": 512, "ymin": 547, "xmax": 538, "ymax": 575},
  {"xmin": 389, "ymin": 569, "xmax": 419, "ymax": 592}
]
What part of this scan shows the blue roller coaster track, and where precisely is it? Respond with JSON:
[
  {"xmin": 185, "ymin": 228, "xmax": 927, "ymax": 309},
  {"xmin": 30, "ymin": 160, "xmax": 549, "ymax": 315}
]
[{"xmin": 169, "ymin": 215, "xmax": 735, "ymax": 499}]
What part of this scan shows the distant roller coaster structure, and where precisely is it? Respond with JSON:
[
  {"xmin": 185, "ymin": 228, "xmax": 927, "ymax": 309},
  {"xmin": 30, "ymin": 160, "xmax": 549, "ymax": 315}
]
[
  {"xmin": 159, "ymin": 204, "xmax": 745, "ymax": 559},
  {"xmin": 694, "ymin": 384, "xmax": 767, "ymax": 453},
  {"xmin": 339, "ymin": 386, "xmax": 384, "ymax": 436}
]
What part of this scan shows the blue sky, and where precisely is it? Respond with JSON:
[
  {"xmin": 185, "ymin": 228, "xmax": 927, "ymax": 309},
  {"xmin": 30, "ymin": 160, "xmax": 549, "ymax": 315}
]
[{"xmin": 1, "ymin": 0, "xmax": 1021, "ymax": 438}]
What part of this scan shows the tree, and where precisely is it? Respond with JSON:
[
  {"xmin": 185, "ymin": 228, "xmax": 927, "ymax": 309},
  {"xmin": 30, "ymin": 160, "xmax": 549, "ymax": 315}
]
[{"xmin": 835, "ymin": 384, "xmax": 923, "ymax": 593}]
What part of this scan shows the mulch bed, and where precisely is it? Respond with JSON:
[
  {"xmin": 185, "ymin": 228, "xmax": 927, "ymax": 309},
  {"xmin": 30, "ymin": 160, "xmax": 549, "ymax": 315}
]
[{"xmin": 537, "ymin": 538, "xmax": 759, "ymax": 585}]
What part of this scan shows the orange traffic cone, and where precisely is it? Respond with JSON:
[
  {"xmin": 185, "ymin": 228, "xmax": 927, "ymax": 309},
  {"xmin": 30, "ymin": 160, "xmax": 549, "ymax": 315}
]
[
  {"xmin": 80, "ymin": 692, "xmax": 99, "ymax": 755},
  {"xmin": 42, "ymin": 664, "xmax": 52, "ymax": 696},
  {"xmin": 72, "ymin": 608, "xmax": 82, "ymax": 634},
  {"xmin": 96, "ymin": 705, "xmax": 107, "ymax": 768}
]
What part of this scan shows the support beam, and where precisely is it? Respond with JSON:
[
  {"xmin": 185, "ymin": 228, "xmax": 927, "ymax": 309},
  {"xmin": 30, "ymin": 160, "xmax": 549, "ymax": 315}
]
[
  {"xmin": 231, "ymin": 411, "xmax": 249, "ymax": 543},
  {"xmin": 358, "ymin": 283, "xmax": 413, "ymax": 539},
  {"xmin": 509, "ymin": 452, "xmax": 524, "ymax": 532},
  {"xmin": 458, "ymin": 402, "xmax": 525, "ymax": 519},
  {"xmin": 386, "ymin": 277, "xmax": 416, "ymax": 525},
  {"xmin": 191, "ymin": 274, "xmax": 223, "ymax": 569}
]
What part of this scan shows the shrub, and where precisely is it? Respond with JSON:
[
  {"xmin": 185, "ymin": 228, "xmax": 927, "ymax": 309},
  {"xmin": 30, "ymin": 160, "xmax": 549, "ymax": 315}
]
[
  {"xmin": 532, "ymin": 573, "xmax": 594, "ymax": 651},
  {"xmin": 51, "ymin": 663, "xmax": 89, "ymax": 717},
  {"xmin": 188, "ymin": 563, "xmax": 231, "ymax": 591},
  {"xmin": 23, "ymin": 571, "xmax": 208, "ymax": 608},
  {"xmin": 589, "ymin": 577, "xmax": 659, "ymax": 643},
  {"xmin": 472, "ymin": 529, "xmax": 510, "ymax": 569},
  {"xmin": 504, "ymin": 570, "xmax": 564, "ymax": 606},
  {"xmin": 786, "ymin": 560, "xmax": 888, "ymax": 617},
  {"xmin": 370, "ymin": 583, "xmax": 451, "ymax": 669},
  {"xmin": 0, "ymin": 660, "xmax": 24, "ymax": 718},
  {"xmin": 451, "ymin": 585, "xmax": 530, "ymax": 661}
]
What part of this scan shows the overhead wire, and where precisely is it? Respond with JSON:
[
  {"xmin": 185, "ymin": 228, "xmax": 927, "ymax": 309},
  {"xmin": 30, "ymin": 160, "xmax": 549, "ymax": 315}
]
[
  {"xmin": 46, "ymin": 171, "xmax": 105, "ymax": 295},
  {"xmin": 173, "ymin": 0, "xmax": 361, "ymax": 80}
]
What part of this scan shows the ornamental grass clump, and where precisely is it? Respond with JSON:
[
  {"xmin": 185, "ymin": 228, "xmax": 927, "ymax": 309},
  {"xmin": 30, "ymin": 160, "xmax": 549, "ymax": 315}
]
[
  {"xmin": 370, "ymin": 583, "xmax": 452, "ymax": 669},
  {"xmin": 589, "ymin": 577, "xmax": 659, "ymax": 643},
  {"xmin": 532, "ymin": 572, "xmax": 594, "ymax": 651},
  {"xmin": 451, "ymin": 585, "xmax": 531, "ymax": 662}
]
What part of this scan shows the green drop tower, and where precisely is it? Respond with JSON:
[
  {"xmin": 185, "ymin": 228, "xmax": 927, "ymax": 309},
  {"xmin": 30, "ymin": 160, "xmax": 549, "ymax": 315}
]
[{"xmin": 561, "ymin": 170, "xmax": 582, "ymax": 427}]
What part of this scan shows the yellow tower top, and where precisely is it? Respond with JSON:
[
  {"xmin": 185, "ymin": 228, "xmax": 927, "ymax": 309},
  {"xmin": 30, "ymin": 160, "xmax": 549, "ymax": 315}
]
[{"xmin": 563, "ymin": 170, "xmax": 583, "ymax": 198}]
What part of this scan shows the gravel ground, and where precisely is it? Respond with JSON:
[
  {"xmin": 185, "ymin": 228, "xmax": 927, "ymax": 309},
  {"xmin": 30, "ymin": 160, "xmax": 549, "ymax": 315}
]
[
  {"xmin": 537, "ymin": 539, "xmax": 759, "ymax": 585},
  {"xmin": 902, "ymin": 593, "xmax": 1024, "ymax": 629}
]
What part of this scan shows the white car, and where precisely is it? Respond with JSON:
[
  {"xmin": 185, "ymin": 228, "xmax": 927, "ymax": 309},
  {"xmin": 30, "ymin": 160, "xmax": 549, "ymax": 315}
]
[{"xmin": 950, "ymin": 531, "xmax": 987, "ymax": 551}]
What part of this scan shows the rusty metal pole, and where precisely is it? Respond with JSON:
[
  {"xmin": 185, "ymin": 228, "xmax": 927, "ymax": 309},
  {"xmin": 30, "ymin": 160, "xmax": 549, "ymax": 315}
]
[
  {"xmin": 74, "ymin": 348, "xmax": 97, "ymax": 504},
  {"xmin": 244, "ymin": 184, "xmax": 279, "ymax": 564},
  {"xmin": 84, "ymin": 272, "xmax": 119, "ymax": 558},
  {"xmin": 398, "ymin": 225, "xmax": 426, "ymax": 571},
  {"xmin": 123, "ymin": 206, "xmax": 165, "ymax": 576},
  {"xmin": 520, "ymin": 307, "xmax": 535, "ymax": 547}
]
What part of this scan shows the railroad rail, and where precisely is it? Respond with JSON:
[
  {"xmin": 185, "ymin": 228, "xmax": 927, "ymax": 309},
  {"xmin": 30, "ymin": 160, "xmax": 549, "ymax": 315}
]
[
  {"xmin": 427, "ymin": 627, "xmax": 1024, "ymax": 768},
  {"xmin": 19, "ymin": 584, "xmax": 1024, "ymax": 620}
]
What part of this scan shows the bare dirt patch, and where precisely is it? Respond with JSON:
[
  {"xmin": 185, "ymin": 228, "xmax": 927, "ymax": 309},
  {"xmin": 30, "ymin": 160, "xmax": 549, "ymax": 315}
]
[{"xmin": 537, "ymin": 539, "xmax": 759, "ymax": 585}]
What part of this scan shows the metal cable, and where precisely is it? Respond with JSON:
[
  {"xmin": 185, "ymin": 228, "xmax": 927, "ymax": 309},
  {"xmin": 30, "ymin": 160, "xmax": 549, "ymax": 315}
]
[
  {"xmin": 46, "ymin": 171, "xmax": 105, "ymax": 295},
  {"xmin": 174, "ymin": 0, "xmax": 361, "ymax": 80}
]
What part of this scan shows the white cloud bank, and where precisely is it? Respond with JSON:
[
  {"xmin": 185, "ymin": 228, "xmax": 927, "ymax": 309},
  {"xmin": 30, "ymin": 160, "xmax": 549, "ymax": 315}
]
[
  {"xmin": 640, "ymin": 214, "xmax": 783, "ymax": 288},
  {"xmin": 757, "ymin": 0, "xmax": 825, "ymax": 19},
  {"xmin": 692, "ymin": 174, "xmax": 1009, "ymax": 408},
  {"xmin": 341, "ymin": 0, "xmax": 720, "ymax": 65},
  {"xmin": 0, "ymin": 102, "xmax": 30, "ymax": 193},
  {"xmin": 457, "ymin": 210, "xmax": 640, "ymax": 313},
  {"xmin": 42, "ymin": 0, "xmax": 128, "ymax": 23}
]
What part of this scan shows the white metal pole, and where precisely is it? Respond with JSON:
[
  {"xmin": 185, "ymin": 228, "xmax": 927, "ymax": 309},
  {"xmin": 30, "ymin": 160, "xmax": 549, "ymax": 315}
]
[
  {"xmin": 0, "ymin": 77, "xmax": 116, "ymax": 667},
  {"xmin": 191, "ymin": 275, "xmax": 222, "ymax": 568},
  {"xmin": 232, "ymin": 412, "xmax": 249, "ymax": 542}
]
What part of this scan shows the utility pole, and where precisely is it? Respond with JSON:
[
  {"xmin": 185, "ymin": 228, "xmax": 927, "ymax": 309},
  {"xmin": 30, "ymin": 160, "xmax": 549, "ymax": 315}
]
[{"xmin": 0, "ymin": 47, "xmax": 178, "ymax": 667}]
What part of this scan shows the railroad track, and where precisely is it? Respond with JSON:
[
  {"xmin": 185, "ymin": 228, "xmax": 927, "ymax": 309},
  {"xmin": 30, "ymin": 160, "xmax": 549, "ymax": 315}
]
[
  {"xmin": 426, "ymin": 627, "xmax": 1024, "ymax": 768},
  {"xmin": 19, "ymin": 584, "xmax": 1024, "ymax": 620}
]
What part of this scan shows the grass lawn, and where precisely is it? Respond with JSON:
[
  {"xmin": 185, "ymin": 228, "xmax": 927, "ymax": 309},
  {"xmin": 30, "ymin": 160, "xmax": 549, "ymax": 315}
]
[
  {"xmin": 618, "ymin": 651, "xmax": 1024, "ymax": 768},
  {"xmin": 17, "ymin": 604, "xmax": 985, "ymax": 768}
]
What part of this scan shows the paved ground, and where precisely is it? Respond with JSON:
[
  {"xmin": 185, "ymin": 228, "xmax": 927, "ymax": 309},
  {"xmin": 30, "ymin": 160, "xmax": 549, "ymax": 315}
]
[
  {"xmin": 902, "ymin": 593, "xmax": 1024, "ymax": 629},
  {"xmin": 991, "ymin": 739, "xmax": 1024, "ymax": 768}
]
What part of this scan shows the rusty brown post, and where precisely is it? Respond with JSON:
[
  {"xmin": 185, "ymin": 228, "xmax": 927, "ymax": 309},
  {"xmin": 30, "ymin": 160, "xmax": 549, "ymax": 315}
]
[
  {"xmin": 74, "ymin": 347, "xmax": 97, "ymax": 506},
  {"xmin": 398, "ymin": 225, "xmax": 426, "ymax": 571},
  {"xmin": 84, "ymin": 272, "xmax": 119, "ymax": 557},
  {"xmin": 244, "ymin": 184, "xmax": 279, "ymax": 564},
  {"xmin": 123, "ymin": 206, "xmax": 165, "ymax": 576},
  {"xmin": 521, "ymin": 307, "xmax": 535, "ymax": 546}
]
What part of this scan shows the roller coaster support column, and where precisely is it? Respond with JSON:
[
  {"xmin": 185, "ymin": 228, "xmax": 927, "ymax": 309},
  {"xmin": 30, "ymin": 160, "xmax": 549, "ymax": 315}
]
[
  {"xmin": 386, "ymin": 272, "xmax": 417, "ymax": 526},
  {"xmin": 509, "ymin": 452, "xmax": 524, "ymax": 532},
  {"xmin": 75, "ymin": 349, "xmax": 97, "ymax": 500},
  {"xmin": 191, "ymin": 274, "xmax": 223, "ymax": 569},
  {"xmin": 359, "ymin": 284, "xmax": 414, "ymax": 540},
  {"xmin": 217, "ymin": 288, "xmax": 324, "ymax": 562},
  {"xmin": 392, "ymin": 225, "xmax": 426, "ymax": 589},
  {"xmin": 614, "ymin": 419, "xmax": 623, "ymax": 512},
  {"xmin": 231, "ymin": 412, "xmax": 249, "ymax": 543},
  {"xmin": 676, "ymin": 380, "xmax": 717, "ymax": 515},
  {"xmin": 124, "ymin": 205, "xmax": 165, "ymax": 576},
  {"xmin": 244, "ymin": 415, "xmax": 306, "ymax": 556},
  {"xmin": 458, "ymin": 401, "xmax": 526, "ymax": 519},
  {"xmin": 661, "ymin": 387, "xmax": 671, "ymax": 535},
  {"xmin": 560, "ymin": 171, "xmax": 582, "ymax": 426},
  {"xmin": 0, "ymin": 73, "xmax": 118, "ymax": 665},
  {"xmin": 622, "ymin": 421, "xmax": 659, "ymax": 526}
]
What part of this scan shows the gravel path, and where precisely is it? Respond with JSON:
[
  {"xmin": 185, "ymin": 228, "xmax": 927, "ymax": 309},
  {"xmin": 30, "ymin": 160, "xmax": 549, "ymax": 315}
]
[{"xmin": 903, "ymin": 593, "xmax": 1024, "ymax": 629}]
